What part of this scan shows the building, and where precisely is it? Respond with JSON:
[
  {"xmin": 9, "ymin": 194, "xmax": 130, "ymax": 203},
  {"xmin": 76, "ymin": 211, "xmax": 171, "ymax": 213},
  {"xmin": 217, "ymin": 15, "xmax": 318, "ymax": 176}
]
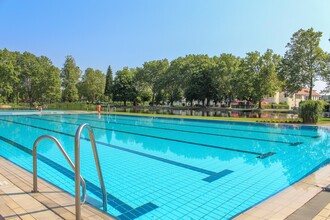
[{"xmin": 263, "ymin": 88, "xmax": 321, "ymax": 109}]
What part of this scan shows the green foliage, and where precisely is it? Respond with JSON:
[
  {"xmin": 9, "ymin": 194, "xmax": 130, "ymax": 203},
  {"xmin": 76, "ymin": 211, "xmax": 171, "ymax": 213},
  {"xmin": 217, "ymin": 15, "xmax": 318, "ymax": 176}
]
[
  {"xmin": 299, "ymin": 100, "xmax": 327, "ymax": 124},
  {"xmin": 320, "ymin": 53, "xmax": 330, "ymax": 94},
  {"xmin": 0, "ymin": 49, "xmax": 61, "ymax": 104},
  {"xmin": 104, "ymin": 65, "xmax": 113, "ymax": 99},
  {"xmin": 163, "ymin": 57, "xmax": 186, "ymax": 105},
  {"xmin": 183, "ymin": 55, "xmax": 218, "ymax": 106},
  {"xmin": 239, "ymin": 49, "xmax": 281, "ymax": 109},
  {"xmin": 1, "ymin": 27, "xmax": 328, "ymax": 108},
  {"xmin": 256, "ymin": 118, "xmax": 302, "ymax": 123},
  {"xmin": 33, "ymin": 56, "xmax": 62, "ymax": 103},
  {"xmin": 0, "ymin": 49, "xmax": 20, "ymax": 103},
  {"xmin": 214, "ymin": 54, "xmax": 241, "ymax": 105},
  {"xmin": 280, "ymin": 28, "xmax": 327, "ymax": 99},
  {"xmin": 79, "ymin": 68, "xmax": 105, "ymax": 102},
  {"xmin": 137, "ymin": 59, "xmax": 169, "ymax": 105},
  {"xmin": 61, "ymin": 56, "xmax": 81, "ymax": 102},
  {"xmin": 112, "ymin": 67, "xmax": 137, "ymax": 106}
]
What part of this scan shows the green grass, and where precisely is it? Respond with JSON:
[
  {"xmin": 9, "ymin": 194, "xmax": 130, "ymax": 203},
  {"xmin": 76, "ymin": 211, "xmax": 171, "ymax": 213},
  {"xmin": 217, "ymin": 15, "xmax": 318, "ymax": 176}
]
[
  {"xmin": 318, "ymin": 118, "xmax": 330, "ymax": 125},
  {"xmin": 108, "ymin": 111, "xmax": 261, "ymax": 123},
  {"xmin": 108, "ymin": 111, "xmax": 330, "ymax": 125}
]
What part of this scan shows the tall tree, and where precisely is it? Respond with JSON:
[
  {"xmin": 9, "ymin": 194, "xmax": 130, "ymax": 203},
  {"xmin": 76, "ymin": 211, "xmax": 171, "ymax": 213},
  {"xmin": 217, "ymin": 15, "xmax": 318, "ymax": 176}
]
[
  {"xmin": 184, "ymin": 55, "xmax": 217, "ymax": 106},
  {"xmin": 17, "ymin": 52, "xmax": 38, "ymax": 103},
  {"xmin": 280, "ymin": 28, "xmax": 327, "ymax": 99},
  {"xmin": 112, "ymin": 67, "xmax": 137, "ymax": 106},
  {"xmin": 164, "ymin": 57, "xmax": 186, "ymax": 106},
  {"xmin": 60, "ymin": 56, "xmax": 81, "ymax": 102},
  {"xmin": 104, "ymin": 65, "xmax": 113, "ymax": 100},
  {"xmin": 321, "ymin": 53, "xmax": 330, "ymax": 93},
  {"xmin": 135, "ymin": 67, "xmax": 152, "ymax": 105},
  {"xmin": 33, "ymin": 56, "xmax": 61, "ymax": 103},
  {"xmin": 137, "ymin": 59, "xmax": 169, "ymax": 105},
  {"xmin": 215, "ymin": 53, "xmax": 241, "ymax": 106},
  {"xmin": 0, "ymin": 49, "xmax": 20, "ymax": 103},
  {"xmin": 79, "ymin": 68, "xmax": 106, "ymax": 102},
  {"xmin": 241, "ymin": 50, "xmax": 280, "ymax": 108}
]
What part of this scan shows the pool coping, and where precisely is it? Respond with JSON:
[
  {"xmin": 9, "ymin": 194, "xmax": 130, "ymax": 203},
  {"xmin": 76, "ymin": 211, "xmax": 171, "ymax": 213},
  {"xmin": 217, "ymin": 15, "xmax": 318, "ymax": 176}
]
[
  {"xmin": 234, "ymin": 163, "xmax": 330, "ymax": 220},
  {"xmin": 0, "ymin": 156, "xmax": 115, "ymax": 220}
]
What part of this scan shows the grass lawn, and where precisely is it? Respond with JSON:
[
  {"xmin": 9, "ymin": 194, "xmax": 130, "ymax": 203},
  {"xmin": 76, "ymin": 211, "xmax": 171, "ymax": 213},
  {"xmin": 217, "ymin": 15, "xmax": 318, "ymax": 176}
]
[{"xmin": 106, "ymin": 111, "xmax": 330, "ymax": 126}]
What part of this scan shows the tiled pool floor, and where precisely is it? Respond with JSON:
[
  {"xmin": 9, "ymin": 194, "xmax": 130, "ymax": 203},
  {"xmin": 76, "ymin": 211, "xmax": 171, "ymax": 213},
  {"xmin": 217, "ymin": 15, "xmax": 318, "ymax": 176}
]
[
  {"xmin": 235, "ymin": 163, "xmax": 330, "ymax": 220},
  {"xmin": 0, "ymin": 156, "xmax": 114, "ymax": 220},
  {"xmin": 1, "ymin": 152, "xmax": 330, "ymax": 220},
  {"xmin": 1, "ymin": 155, "xmax": 330, "ymax": 219}
]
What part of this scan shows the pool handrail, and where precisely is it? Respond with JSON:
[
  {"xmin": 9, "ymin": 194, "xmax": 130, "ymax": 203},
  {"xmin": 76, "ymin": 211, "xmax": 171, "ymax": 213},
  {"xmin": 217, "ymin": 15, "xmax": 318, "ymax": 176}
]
[
  {"xmin": 75, "ymin": 123, "xmax": 107, "ymax": 219},
  {"xmin": 32, "ymin": 135, "xmax": 87, "ymax": 204}
]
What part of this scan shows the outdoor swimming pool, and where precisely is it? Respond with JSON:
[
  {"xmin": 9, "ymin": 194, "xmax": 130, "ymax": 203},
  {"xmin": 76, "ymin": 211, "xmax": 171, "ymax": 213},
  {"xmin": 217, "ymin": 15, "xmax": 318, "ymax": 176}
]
[{"xmin": 0, "ymin": 113, "xmax": 329, "ymax": 219}]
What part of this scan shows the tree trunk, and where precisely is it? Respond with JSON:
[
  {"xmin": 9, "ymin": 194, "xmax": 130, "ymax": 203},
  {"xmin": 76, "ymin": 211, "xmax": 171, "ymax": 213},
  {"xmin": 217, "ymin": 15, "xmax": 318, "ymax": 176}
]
[
  {"xmin": 151, "ymin": 93, "xmax": 155, "ymax": 106},
  {"xmin": 258, "ymin": 101, "xmax": 262, "ymax": 109},
  {"xmin": 309, "ymin": 75, "xmax": 313, "ymax": 100}
]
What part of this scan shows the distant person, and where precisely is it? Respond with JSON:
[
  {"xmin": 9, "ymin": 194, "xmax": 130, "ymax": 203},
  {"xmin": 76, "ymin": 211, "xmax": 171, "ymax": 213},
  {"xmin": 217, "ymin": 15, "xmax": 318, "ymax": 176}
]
[
  {"xmin": 107, "ymin": 103, "xmax": 110, "ymax": 112},
  {"xmin": 97, "ymin": 104, "xmax": 101, "ymax": 114}
]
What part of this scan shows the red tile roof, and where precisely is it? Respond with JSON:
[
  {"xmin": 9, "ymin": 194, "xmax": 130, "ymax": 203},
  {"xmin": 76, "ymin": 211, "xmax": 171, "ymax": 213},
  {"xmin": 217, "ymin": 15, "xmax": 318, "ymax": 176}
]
[{"xmin": 296, "ymin": 88, "xmax": 320, "ymax": 97}]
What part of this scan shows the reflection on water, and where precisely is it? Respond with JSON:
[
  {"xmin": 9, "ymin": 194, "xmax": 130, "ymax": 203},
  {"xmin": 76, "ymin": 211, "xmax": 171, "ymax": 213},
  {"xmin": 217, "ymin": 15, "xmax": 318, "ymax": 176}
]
[{"xmin": 115, "ymin": 107, "xmax": 298, "ymax": 118}]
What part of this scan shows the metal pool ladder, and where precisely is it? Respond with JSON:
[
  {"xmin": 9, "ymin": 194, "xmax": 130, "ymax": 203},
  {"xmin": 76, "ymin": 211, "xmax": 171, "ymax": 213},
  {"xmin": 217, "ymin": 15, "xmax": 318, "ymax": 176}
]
[{"xmin": 32, "ymin": 123, "xmax": 107, "ymax": 220}]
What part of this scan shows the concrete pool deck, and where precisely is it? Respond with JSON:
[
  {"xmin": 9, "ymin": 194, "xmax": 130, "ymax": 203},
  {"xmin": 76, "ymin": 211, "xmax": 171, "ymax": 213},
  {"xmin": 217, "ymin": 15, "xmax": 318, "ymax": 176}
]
[{"xmin": 0, "ymin": 157, "xmax": 114, "ymax": 220}]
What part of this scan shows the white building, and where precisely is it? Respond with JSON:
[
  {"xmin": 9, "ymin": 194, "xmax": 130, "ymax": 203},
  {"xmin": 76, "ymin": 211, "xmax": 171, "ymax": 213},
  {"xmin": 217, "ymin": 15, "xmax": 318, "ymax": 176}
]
[{"xmin": 263, "ymin": 88, "xmax": 321, "ymax": 109}]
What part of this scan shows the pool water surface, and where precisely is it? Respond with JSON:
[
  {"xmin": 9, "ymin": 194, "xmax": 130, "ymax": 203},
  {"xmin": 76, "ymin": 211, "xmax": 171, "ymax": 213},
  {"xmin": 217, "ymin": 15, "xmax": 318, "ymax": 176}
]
[{"xmin": 0, "ymin": 113, "xmax": 329, "ymax": 219}]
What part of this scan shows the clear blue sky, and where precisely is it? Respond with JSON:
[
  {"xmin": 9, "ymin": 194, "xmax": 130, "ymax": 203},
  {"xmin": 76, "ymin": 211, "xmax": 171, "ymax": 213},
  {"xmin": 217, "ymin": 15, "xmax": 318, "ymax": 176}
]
[{"xmin": 1, "ymin": 0, "xmax": 329, "ymax": 90}]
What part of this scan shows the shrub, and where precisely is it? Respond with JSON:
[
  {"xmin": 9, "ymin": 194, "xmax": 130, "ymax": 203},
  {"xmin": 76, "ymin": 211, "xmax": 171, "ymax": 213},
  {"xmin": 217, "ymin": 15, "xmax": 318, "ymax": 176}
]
[{"xmin": 299, "ymin": 100, "xmax": 327, "ymax": 124}]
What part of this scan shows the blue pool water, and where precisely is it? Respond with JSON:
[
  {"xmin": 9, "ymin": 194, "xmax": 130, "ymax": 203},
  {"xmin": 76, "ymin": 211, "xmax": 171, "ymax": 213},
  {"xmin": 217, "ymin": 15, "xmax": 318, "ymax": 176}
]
[{"xmin": 0, "ymin": 113, "xmax": 329, "ymax": 219}]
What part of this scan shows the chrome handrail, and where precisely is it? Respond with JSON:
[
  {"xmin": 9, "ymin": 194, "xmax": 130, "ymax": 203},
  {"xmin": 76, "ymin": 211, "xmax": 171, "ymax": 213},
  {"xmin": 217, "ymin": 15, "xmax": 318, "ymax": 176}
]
[
  {"xmin": 75, "ymin": 123, "xmax": 107, "ymax": 220},
  {"xmin": 32, "ymin": 135, "xmax": 87, "ymax": 205}
]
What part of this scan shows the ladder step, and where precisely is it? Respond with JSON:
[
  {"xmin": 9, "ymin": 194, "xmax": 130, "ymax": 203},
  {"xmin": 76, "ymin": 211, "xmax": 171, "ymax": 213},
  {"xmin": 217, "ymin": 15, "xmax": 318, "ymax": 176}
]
[{"xmin": 86, "ymin": 196, "xmax": 104, "ymax": 208}]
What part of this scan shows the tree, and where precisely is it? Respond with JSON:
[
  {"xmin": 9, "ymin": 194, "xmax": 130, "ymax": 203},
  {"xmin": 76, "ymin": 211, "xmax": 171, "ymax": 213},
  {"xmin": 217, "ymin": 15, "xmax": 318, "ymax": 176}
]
[
  {"xmin": 237, "ymin": 50, "xmax": 280, "ymax": 109},
  {"xmin": 320, "ymin": 53, "xmax": 330, "ymax": 94},
  {"xmin": 112, "ymin": 67, "xmax": 137, "ymax": 106},
  {"xmin": 215, "ymin": 53, "xmax": 241, "ymax": 106},
  {"xmin": 137, "ymin": 59, "xmax": 169, "ymax": 105},
  {"xmin": 33, "ymin": 56, "xmax": 61, "ymax": 103},
  {"xmin": 164, "ymin": 57, "xmax": 186, "ymax": 106},
  {"xmin": 280, "ymin": 28, "xmax": 328, "ymax": 99},
  {"xmin": 17, "ymin": 52, "xmax": 38, "ymax": 103},
  {"xmin": 257, "ymin": 50, "xmax": 281, "ymax": 107},
  {"xmin": 0, "ymin": 49, "xmax": 20, "ymax": 103},
  {"xmin": 184, "ymin": 55, "xmax": 217, "ymax": 106},
  {"xmin": 135, "ymin": 67, "xmax": 152, "ymax": 104},
  {"xmin": 104, "ymin": 65, "xmax": 113, "ymax": 100},
  {"xmin": 79, "ymin": 68, "xmax": 106, "ymax": 102},
  {"xmin": 61, "ymin": 56, "xmax": 81, "ymax": 102}
]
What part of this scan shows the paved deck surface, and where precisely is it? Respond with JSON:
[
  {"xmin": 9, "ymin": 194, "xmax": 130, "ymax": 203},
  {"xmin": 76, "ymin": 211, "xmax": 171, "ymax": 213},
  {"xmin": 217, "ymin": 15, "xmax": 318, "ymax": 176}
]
[{"xmin": 0, "ymin": 157, "xmax": 114, "ymax": 220}]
